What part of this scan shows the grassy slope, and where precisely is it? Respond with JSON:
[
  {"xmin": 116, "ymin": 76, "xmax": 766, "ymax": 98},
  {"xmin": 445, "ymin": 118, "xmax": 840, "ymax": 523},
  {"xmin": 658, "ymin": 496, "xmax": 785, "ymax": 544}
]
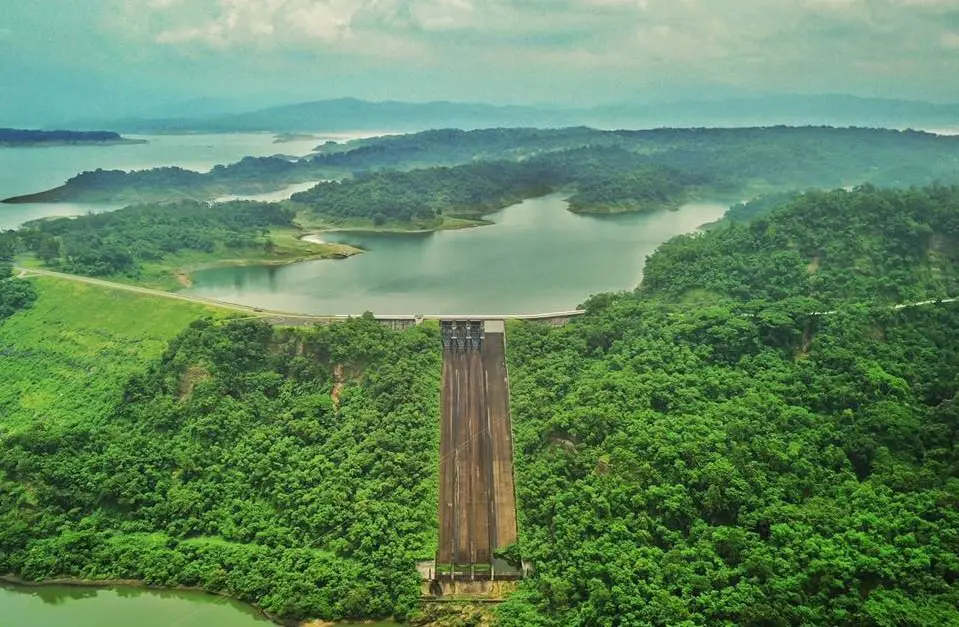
[{"xmin": 0, "ymin": 277, "xmax": 220, "ymax": 433}]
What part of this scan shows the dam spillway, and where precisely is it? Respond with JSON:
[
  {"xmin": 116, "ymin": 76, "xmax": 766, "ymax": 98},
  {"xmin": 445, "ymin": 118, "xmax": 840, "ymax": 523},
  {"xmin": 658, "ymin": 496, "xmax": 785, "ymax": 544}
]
[{"xmin": 436, "ymin": 320, "xmax": 518, "ymax": 575}]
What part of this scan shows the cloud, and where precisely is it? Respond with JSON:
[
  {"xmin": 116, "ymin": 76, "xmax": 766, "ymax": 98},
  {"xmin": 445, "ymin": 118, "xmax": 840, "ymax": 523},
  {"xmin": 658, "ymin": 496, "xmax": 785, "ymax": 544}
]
[
  {"xmin": 6, "ymin": 0, "xmax": 959, "ymax": 114},
  {"xmin": 942, "ymin": 31, "xmax": 959, "ymax": 49}
]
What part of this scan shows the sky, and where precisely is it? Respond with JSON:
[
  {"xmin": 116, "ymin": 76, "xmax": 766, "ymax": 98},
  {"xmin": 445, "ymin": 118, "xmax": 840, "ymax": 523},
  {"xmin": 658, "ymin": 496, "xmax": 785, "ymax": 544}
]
[{"xmin": 2, "ymin": 0, "xmax": 959, "ymax": 125}]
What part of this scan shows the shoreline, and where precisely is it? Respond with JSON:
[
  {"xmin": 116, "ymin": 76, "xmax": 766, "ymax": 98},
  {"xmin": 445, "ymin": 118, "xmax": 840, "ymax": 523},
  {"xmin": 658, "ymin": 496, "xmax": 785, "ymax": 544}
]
[
  {"xmin": 0, "ymin": 139, "xmax": 148, "ymax": 148},
  {"xmin": 301, "ymin": 217, "xmax": 491, "ymax": 236},
  {"xmin": 1, "ymin": 575, "xmax": 402, "ymax": 627},
  {"xmin": 163, "ymin": 246, "xmax": 362, "ymax": 291}
]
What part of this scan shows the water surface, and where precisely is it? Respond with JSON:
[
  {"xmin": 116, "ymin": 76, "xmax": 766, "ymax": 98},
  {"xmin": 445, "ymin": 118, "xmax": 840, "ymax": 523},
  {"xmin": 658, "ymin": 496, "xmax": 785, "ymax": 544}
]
[
  {"xmin": 0, "ymin": 583, "xmax": 402, "ymax": 627},
  {"xmin": 0, "ymin": 133, "xmax": 345, "ymax": 230},
  {"xmin": 0, "ymin": 584, "xmax": 271, "ymax": 627},
  {"xmin": 185, "ymin": 195, "xmax": 727, "ymax": 315}
]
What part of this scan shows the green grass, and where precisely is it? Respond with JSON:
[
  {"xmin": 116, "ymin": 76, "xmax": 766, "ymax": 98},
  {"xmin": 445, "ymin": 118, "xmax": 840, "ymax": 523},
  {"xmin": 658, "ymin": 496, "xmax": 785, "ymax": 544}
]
[{"xmin": 0, "ymin": 277, "xmax": 221, "ymax": 433}]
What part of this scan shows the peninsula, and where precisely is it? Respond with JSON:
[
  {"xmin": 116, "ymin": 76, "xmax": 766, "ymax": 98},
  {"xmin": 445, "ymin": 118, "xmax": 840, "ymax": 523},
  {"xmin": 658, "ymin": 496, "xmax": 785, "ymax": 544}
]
[{"xmin": 0, "ymin": 128, "xmax": 147, "ymax": 147}]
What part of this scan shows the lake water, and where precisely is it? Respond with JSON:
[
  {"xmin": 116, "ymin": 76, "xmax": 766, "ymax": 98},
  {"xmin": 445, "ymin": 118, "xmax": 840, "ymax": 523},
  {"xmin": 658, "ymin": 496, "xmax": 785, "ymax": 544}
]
[
  {"xmin": 185, "ymin": 194, "xmax": 728, "ymax": 315},
  {"xmin": 0, "ymin": 583, "xmax": 401, "ymax": 627},
  {"xmin": 0, "ymin": 584, "xmax": 271, "ymax": 627},
  {"xmin": 0, "ymin": 133, "xmax": 338, "ymax": 230}
]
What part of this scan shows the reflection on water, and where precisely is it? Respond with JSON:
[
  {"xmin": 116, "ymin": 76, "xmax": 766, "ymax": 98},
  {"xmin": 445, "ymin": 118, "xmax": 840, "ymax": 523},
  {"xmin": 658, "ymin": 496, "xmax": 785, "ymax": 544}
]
[
  {"xmin": 186, "ymin": 195, "xmax": 729, "ymax": 315},
  {"xmin": 214, "ymin": 180, "xmax": 322, "ymax": 203},
  {"xmin": 0, "ymin": 132, "xmax": 357, "ymax": 230},
  {"xmin": 0, "ymin": 584, "xmax": 272, "ymax": 627},
  {"xmin": 1, "ymin": 583, "xmax": 403, "ymax": 626},
  {"xmin": 31, "ymin": 584, "xmax": 98, "ymax": 605}
]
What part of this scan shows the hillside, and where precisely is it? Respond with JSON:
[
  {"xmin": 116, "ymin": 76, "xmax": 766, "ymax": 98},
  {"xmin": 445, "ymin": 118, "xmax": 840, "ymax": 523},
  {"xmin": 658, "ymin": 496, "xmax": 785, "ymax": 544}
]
[
  {"xmin": 0, "ymin": 278, "xmax": 220, "ymax": 433},
  {"xmin": 0, "ymin": 289, "xmax": 441, "ymax": 621},
  {"xmin": 0, "ymin": 184, "xmax": 958, "ymax": 626},
  {"xmin": 641, "ymin": 185, "xmax": 959, "ymax": 306},
  {"xmin": 13, "ymin": 200, "xmax": 358, "ymax": 288},
  {"xmin": 500, "ymin": 184, "xmax": 959, "ymax": 626},
  {"xmin": 7, "ymin": 127, "xmax": 959, "ymax": 227}
]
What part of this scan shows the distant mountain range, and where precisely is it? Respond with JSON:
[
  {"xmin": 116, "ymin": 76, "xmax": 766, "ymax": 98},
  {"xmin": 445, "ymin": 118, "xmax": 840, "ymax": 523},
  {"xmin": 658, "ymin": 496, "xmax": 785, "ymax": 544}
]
[{"xmin": 65, "ymin": 94, "xmax": 959, "ymax": 134}]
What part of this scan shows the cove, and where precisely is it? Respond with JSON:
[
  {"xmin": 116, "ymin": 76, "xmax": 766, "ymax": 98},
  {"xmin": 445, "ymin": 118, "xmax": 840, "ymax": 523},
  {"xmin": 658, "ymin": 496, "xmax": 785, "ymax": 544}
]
[
  {"xmin": 0, "ymin": 583, "xmax": 402, "ymax": 627},
  {"xmin": 184, "ymin": 194, "xmax": 729, "ymax": 315}
]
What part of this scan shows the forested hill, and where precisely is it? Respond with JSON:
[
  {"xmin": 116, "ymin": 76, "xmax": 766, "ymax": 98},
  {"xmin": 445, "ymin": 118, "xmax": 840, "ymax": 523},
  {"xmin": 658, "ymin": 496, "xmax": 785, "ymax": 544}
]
[
  {"xmin": 15, "ymin": 200, "xmax": 297, "ymax": 279},
  {"xmin": 0, "ymin": 317, "xmax": 442, "ymax": 621},
  {"xmin": 5, "ymin": 127, "xmax": 959, "ymax": 220},
  {"xmin": 0, "ymin": 128, "xmax": 144, "ymax": 146},
  {"xmin": 1, "ymin": 182, "xmax": 959, "ymax": 625},
  {"xmin": 500, "ymin": 183, "xmax": 959, "ymax": 626},
  {"xmin": 641, "ymin": 185, "xmax": 959, "ymax": 307}
]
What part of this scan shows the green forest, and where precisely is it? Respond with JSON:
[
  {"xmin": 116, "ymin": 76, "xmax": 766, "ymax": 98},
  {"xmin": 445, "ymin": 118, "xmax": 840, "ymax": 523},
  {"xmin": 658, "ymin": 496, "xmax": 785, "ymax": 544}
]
[
  {"xmin": 0, "ymin": 316, "xmax": 441, "ymax": 621},
  {"xmin": 6, "ymin": 126, "xmax": 959, "ymax": 227},
  {"xmin": 641, "ymin": 185, "xmax": 959, "ymax": 306},
  {"xmin": 1, "ymin": 182, "xmax": 958, "ymax": 625},
  {"xmin": 0, "ymin": 128, "xmax": 143, "ymax": 147},
  {"xmin": 290, "ymin": 160, "xmax": 556, "ymax": 225},
  {"xmin": 497, "ymin": 184, "xmax": 959, "ymax": 626},
  {"xmin": 15, "ymin": 200, "xmax": 296, "ymax": 278}
]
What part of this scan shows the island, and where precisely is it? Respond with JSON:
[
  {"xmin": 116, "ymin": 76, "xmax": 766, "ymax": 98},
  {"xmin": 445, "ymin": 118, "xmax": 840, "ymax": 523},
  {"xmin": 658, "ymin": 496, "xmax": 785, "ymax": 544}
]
[
  {"xmin": 273, "ymin": 132, "xmax": 318, "ymax": 144},
  {"xmin": 0, "ymin": 128, "xmax": 147, "ymax": 147},
  {"xmin": 5, "ymin": 126, "xmax": 959, "ymax": 231}
]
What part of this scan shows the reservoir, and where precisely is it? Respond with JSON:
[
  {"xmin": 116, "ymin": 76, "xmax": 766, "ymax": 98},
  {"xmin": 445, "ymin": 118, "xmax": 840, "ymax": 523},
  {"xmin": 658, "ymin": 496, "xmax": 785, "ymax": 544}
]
[
  {"xmin": 185, "ymin": 194, "xmax": 728, "ymax": 315},
  {"xmin": 0, "ymin": 132, "xmax": 354, "ymax": 230},
  {"xmin": 0, "ymin": 583, "xmax": 400, "ymax": 627}
]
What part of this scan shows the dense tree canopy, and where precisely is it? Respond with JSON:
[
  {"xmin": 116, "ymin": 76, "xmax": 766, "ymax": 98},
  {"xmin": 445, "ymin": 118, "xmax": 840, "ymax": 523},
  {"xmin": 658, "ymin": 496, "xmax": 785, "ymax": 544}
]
[
  {"xmin": 290, "ymin": 160, "xmax": 558, "ymax": 224},
  {"xmin": 498, "ymin": 183, "xmax": 959, "ymax": 626},
  {"xmin": 17, "ymin": 200, "xmax": 295, "ymax": 278},
  {"xmin": 0, "ymin": 316, "xmax": 440, "ymax": 621},
  {"xmin": 8, "ymin": 126, "xmax": 959, "ymax": 222},
  {"xmin": 501, "ymin": 297, "xmax": 959, "ymax": 627},
  {"xmin": 642, "ymin": 185, "xmax": 959, "ymax": 306},
  {"xmin": 0, "ymin": 128, "xmax": 130, "ymax": 146}
]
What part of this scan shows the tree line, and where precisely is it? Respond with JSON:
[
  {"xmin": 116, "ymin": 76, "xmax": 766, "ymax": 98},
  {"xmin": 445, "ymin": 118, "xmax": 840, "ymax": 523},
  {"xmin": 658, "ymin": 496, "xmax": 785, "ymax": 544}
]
[
  {"xmin": 15, "ymin": 200, "xmax": 295, "ymax": 278},
  {"xmin": 8, "ymin": 125, "xmax": 959, "ymax": 221}
]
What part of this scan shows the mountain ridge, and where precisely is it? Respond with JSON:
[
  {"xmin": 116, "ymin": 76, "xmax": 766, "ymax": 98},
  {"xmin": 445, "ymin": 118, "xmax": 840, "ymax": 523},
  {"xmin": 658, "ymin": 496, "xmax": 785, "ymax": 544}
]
[{"xmin": 63, "ymin": 94, "xmax": 959, "ymax": 134}]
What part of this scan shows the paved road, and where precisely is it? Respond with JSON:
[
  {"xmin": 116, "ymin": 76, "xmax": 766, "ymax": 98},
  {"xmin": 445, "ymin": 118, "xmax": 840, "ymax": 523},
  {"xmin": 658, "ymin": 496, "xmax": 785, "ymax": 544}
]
[
  {"xmin": 16, "ymin": 266, "xmax": 959, "ymax": 323},
  {"xmin": 14, "ymin": 266, "xmax": 585, "ymax": 324}
]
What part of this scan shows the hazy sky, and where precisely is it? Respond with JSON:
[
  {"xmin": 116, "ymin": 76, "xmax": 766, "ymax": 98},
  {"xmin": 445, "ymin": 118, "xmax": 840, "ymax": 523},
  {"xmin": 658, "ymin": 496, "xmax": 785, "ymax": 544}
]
[{"xmin": 2, "ymin": 0, "xmax": 959, "ymax": 124}]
